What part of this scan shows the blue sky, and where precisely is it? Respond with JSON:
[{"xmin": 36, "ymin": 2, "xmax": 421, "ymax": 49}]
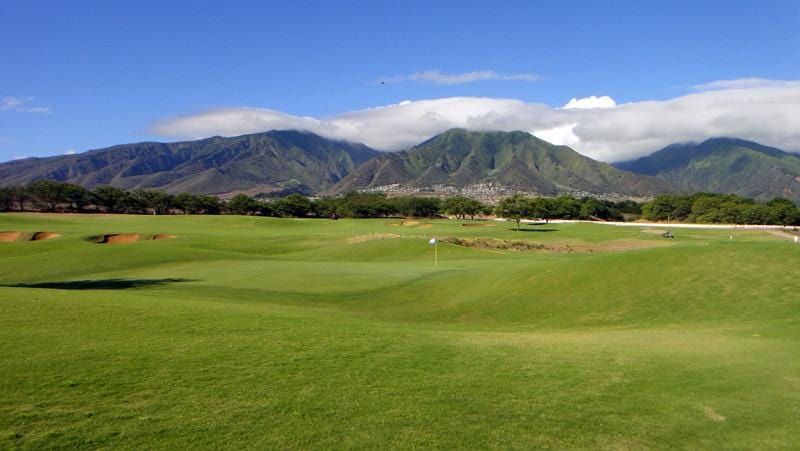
[{"xmin": 1, "ymin": 0, "xmax": 799, "ymax": 162}]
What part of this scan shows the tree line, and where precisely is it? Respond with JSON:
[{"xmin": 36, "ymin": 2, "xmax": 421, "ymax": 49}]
[
  {"xmin": 640, "ymin": 193, "xmax": 800, "ymax": 226},
  {"xmin": 495, "ymin": 194, "xmax": 639, "ymax": 230},
  {"xmin": 1, "ymin": 181, "xmax": 798, "ymax": 225},
  {"xmin": 0, "ymin": 181, "xmax": 223, "ymax": 214},
  {"xmin": 0, "ymin": 181, "xmax": 637, "ymax": 220}
]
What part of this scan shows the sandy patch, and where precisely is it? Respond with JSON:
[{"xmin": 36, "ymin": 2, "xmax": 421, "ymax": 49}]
[
  {"xmin": 401, "ymin": 220, "xmax": 419, "ymax": 226},
  {"xmin": 31, "ymin": 232, "xmax": 60, "ymax": 241},
  {"xmin": 641, "ymin": 229, "xmax": 667, "ymax": 234},
  {"xmin": 443, "ymin": 237, "xmax": 671, "ymax": 253},
  {"xmin": 0, "ymin": 231, "xmax": 22, "ymax": 242},
  {"xmin": 347, "ymin": 233, "xmax": 401, "ymax": 244},
  {"xmin": 568, "ymin": 240, "xmax": 673, "ymax": 252},
  {"xmin": 417, "ymin": 224, "xmax": 432, "ymax": 229},
  {"xmin": 462, "ymin": 223, "xmax": 496, "ymax": 228},
  {"xmin": 152, "ymin": 234, "xmax": 177, "ymax": 240},
  {"xmin": 703, "ymin": 406, "xmax": 725, "ymax": 422},
  {"xmin": 766, "ymin": 229, "xmax": 799, "ymax": 240},
  {"xmin": 92, "ymin": 234, "xmax": 141, "ymax": 244}
]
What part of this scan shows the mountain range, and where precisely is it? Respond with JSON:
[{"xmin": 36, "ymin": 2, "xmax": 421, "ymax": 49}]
[
  {"xmin": 329, "ymin": 129, "xmax": 675, "ymax": 198},
  {"xmin": 2, "ymin": 130, "xmax": 800, "ymax": 203},
  {"xmin": 615, "ymin": 137, "xmax": 800, "ymax": 203},
  {"xmin": 0, "ymin": 130, "xmax": 379, "ymax": 195}
]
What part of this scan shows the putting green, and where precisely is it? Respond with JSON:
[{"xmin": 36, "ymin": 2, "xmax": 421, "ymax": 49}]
[{"xmin": 1, "ymin": 214, "xmax": 798, "ymax": 448}]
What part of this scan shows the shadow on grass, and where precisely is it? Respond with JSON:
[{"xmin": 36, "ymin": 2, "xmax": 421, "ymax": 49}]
[
  {"xmin": 508, "ymin": 228, "xmax": 558, "ymax": 232},
  {"xmin": 4, "ymin": 278, "xmax": 197, "ymax": 290}
]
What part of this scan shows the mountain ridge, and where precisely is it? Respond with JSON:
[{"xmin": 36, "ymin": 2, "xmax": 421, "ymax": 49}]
[
  {"xmin": 329, "ymin": 129, "xmax": 678, "ymax": 198},
  {"xmin": 615, "ymin": 137, "xmax": 800, "ymax": 202},
  {"xmin": 0, "ymin": 130, "xmax": 380, "ymax": 195}
]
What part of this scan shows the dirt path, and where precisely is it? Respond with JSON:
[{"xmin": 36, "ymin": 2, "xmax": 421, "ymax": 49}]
[{"xmin": 766, "ymin": 229, "xmax": 799, "ymax": 240}]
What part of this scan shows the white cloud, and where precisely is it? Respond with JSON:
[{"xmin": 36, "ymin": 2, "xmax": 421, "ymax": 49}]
[
  {"xmin": 16, "ymin": 106, "xmax": 51, "ymax": 114},
  {"xmin": 150, "ymin": 78, "xmax": 800, "ymax": 162},
  {"xmin": 384, "ymin": 70, "xmax": 540, "ymax": 85},
  {"xmin": 64, "ymin": 149, "xmax": 77, "ymax": 155},
  {"xmin": 11, "ymin": 155, "xmax": 29, "ymax": 160},
  {"xmin": 690, "ymin": 78, "xmax": 798, "ymax": 91},
  {"xmin": 1, "ymin": 96, "xmax": 33, "ymax": 110},
  {"xmin": 0, "ymin": 96, "xmax": 51, "ymax": 114},
  {"xmin": 563, "ymin": 96, "xmax": 616, "ymax": 109},
  {"xmin": 531, "ymin": 123, "xmax": 580, "ymax": 148}
]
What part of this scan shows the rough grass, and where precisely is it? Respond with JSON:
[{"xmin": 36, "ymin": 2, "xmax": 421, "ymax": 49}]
[{"xmin": 1, "ymin": 214, "xmax": 799, "ymax": 449}]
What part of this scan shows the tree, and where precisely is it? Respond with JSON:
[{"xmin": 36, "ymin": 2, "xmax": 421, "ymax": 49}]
[
  {"xmin": 443, "ymin": 196, "xmax": 485, "ymax": 220},
  {"xmin": 740, "ymin": 204, "xmax": 773, "ymax": 225},
  {"xmin": 642, "ymin": 194, "xmax": 691, "ymax": 221},
  {"xmin": 551, "ymin": 196, "xmax": 582, "ymax": 220},
  {"xmin": 62, "ymin": 183, "xmax": 90, "ymax": 212},
  {"xmin": 396, "ymin": 197, "xmax": 440, "ymax": 218},
  {"xmin": 528, "ymin": 197, "xmax": 552, "ymax": 222},
  {"xmin": 171, "ymin": 193, "xmax": 221, "ymax": 214},
  {"xmin": 10, "ymin": 186, "xmax": 29, "ymax": 212},
  {"xmin": 194, "ymin": 195, "xmax": 221, "ymax": 215},
  {"xmin": 579, "ymin": 198, "xmax": 608, "ymax": 220},
  {"xmin": 27, "ymin": 180, "xmax": 66, "ymax": 212},
  {"xmin": 0, "ymin": 187, "xmax": 14, "ymax": 211},
  {"xmin": 227, "ymin": 194, "xmax": 260, "ymax": 215},
  {"xmin": 496, "ymin": 194, "xmax": 533, "ymax": 231},
  {"xmin": 273, "ymin": 194, "xmax": 314, "ymax": 217},
  {"xmin": 612, "ymin": 200, "xmax": 642, "ymax": 215},
  {"xmin": 333, "ymin": 192, "xmax": 394, "ymax": 218},
  {"xmin": 461, "ymin": 198, "xmax": 485, "ymax": 220},
  {"xmin": 131, "ymin": 189, "xmax": 172, "ymax": 215},
  {"xmin": 91, "ymin": 185, "xmax": 132, "ymax": 213},
  {"xmin": 767, "ymin": 197, "xmax": 800, "ymax": 226}
]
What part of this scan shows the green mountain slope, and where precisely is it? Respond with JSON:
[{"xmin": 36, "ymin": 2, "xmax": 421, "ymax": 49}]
[
  {"xmin": 331, "ymin": 129, "xmax": 676, "ymax": 197},
  {"xmin": 615, "ymin": 138, "xmax": 800, "ymax": 202},
  {"xmin": 0, "ymin": 131, "xmax": 380, "ymax": 195}
]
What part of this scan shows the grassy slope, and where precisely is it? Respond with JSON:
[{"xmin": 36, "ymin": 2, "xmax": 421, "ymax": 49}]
[{"xmin": 1, "ymin": 214, "xmax": 799, "ymax": 448}]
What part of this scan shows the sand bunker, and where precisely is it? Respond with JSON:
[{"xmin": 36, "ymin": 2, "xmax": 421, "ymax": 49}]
[
  {"xmin": 92, "ymin": 234, "xmax": 141, "ymax": 244},
  {"xmin": 31, "ymin": 232, "xmax": 60, "ymax": 241},
  {"xmin": 0, "ymin": 231, "xmax": 23, "ymax": 242},
  {"xmin": 462, "ymin": 223, "xmax": 496, "ymax": 228},
  {"xmin": 401, "ymin": 220, "xmax": 419, "ymax": 226},
  {"xmin": 417, "ymin": 224, "xmax": 432, "ymax": 229},
  {"xmin": 91, "ymin": 233, "xmax": 177, "ymax": 244}
]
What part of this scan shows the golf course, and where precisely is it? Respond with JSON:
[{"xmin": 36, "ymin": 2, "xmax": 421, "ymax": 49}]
[{"xmin": 1, "ymin": 213, "xmax": 799, "ymax": 449}]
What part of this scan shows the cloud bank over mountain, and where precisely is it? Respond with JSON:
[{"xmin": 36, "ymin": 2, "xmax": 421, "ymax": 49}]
[{"xmin": 150, "ymin": 79, "xmax": 800, "ymax": 162}]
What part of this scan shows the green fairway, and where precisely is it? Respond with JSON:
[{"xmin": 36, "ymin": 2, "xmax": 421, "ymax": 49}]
[{"xmin": 1, "ymin": 214, "xmax": 799, "ymax": 449}]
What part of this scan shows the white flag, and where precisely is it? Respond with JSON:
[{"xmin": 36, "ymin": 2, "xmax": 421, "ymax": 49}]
[{"xmin": 428, "ymin": 238, "xmax": 437, "ymax": 245}]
